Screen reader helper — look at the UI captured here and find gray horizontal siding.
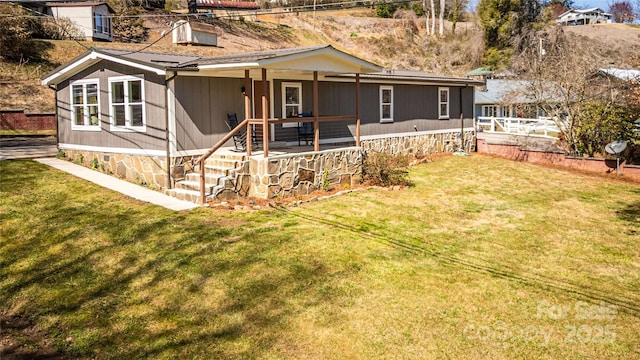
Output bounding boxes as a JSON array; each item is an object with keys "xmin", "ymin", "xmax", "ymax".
[
  {"xmin": 273, "ymin": 80, "xmax": 475, "ymax": 143},
  {"xmin": 56, "ymin": 61, "xmax": 167, "ymax": 151},
  {"xmin": 173, "ymin": 76, "xmax": 246, "ymax": 151}
]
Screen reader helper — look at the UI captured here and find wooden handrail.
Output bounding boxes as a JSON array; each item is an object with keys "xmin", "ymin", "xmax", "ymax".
[
  {"xmin": 196, "ymin": 115, "xmax": 361, "ymax": 205},
  {"xmin": 248, "ymin": 115, "xmax": 357, "ymax": 125},
  {"xmin": 196, "ymin": 118, "xmax": 250, "ymax": 205}
]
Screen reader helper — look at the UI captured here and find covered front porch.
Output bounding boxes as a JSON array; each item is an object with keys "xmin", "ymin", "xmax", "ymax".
[{"xmin": 168, "ymin": 45, "xmax": 382, "ymax": 204}]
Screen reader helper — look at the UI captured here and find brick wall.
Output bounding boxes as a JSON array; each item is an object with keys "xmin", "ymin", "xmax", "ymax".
[
  {"xmin": 477, "ymin": 139, "xmax": 640, "ymax": 182},
  {"xmin": 0, "ymin": 110, "xmax": 56, "ymax": 131}
]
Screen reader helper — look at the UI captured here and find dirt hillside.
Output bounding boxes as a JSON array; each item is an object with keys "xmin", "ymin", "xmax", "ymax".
[{"xmin": 1, "ymin": 10, "xmax": 638, "ymax": 114}]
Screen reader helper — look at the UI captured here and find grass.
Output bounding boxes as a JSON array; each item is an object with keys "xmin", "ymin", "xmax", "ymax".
[
  {"xmin": 0, "ymin": 130, "xmax": 56, "ymax": 136},
  {"xmin": 1, "ymin": 155, "xmax": 639, "ymax": 359}
]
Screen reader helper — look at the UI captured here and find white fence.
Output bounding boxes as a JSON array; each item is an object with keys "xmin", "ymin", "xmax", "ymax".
[{"xmin": 476, "ymin": 117, "xmax": 561, "ymax": 138}]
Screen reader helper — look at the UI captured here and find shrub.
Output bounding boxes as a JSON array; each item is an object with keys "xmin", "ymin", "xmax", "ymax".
[{"xmin": 362, "ymin": 151, "xmax": 411, "ymax": 186}]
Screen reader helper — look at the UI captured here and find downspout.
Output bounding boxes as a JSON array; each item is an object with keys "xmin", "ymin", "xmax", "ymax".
[
  {"xmin": 48, "ymin": 84, "xmax": 59, "ymax": 154},
  {"xmin": 165, "ymin": 71, "xmax": 178, "ymax": 189}
]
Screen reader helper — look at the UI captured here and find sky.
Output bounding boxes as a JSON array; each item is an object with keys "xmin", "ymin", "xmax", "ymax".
[{"xmin": 572, "ymin": 0, "xmax": 613, "ymax": 10}]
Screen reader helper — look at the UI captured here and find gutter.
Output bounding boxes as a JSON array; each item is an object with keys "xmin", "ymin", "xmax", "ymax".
[
  {"xmin": 165, "ymin": 71, "xmax": 178, "ymax": 189},
  {"xmin": 48, "ymin": 84, "xmax": 59, "ymax": 154}
]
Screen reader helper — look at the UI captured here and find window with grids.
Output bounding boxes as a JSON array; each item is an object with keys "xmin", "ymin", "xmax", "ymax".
[
  {"xmin": 282, "ymin": 82, "xmax": 302, "ymax": 128},
  {"xmin": 482, "ymin": 105, "xmax": 498, "ymax": 117},
  {"xmin": 93, "ymin": 13, "xmax": 111, "ymax": 35},
  {"xmin": 380, "ymin": 86, "xmax": 393, "ymax": 123},
  {"xmin": 109, "ymin": 77, "xmax": 145, "ymax": 131},
  {"xmin": 438, "ymin": 87, "xmax": 449, "ymax": 119},
  {"xmin": 70, "ymin": 80, "xmax": 100, "ymax": 130}
]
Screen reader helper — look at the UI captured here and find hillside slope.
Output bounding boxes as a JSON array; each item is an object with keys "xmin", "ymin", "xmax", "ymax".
[{"xmin": 1, "ymin": 10, "xmax": 638, "ymax": 114}]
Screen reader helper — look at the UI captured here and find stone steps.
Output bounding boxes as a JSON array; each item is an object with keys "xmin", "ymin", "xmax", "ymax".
[{"xmin": 169, "ymin": 152, "xmax": 247, "ymax": 204}]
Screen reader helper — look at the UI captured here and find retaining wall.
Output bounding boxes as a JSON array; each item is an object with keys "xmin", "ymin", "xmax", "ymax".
[
  {"xmin": 477, "ymin": 139, "xmax": 640, "ymax": 182},
  {"xmin": 0, "ymin": 110, "xmax": 56, "ymax": 131}
]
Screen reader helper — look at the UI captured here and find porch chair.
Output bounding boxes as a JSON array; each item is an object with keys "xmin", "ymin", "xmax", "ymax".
[
  {"xmin": 226, "ymin": 113, "xmax": 258, "ymax": 152},
  {"xmin": 297, "ymin": 112, "xmax": 314, "ymax": 146}
]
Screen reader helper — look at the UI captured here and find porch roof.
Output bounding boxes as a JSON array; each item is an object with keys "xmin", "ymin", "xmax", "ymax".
[
  {"xmin": 329, "ymin": 69, "xmax": 485, "ymax": 86},
  {"xmin": 41, "ymin": 45, "xmax": 382, "ymax": 86}
]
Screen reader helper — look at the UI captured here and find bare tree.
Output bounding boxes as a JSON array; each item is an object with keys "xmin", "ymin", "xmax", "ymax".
[
  {"xmin": 430, "ymin": 0, "xmax": 436, "ymax": 35},
  {"xmin": 513, "ymin": 27, "xmax": 637, "ymax": 155},
  {"xmin": 439, "ymin": 0, "xmax": 445, "ymax": 36}
]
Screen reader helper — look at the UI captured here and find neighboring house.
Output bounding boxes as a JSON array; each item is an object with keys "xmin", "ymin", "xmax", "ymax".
[
  {"xmin": 47, "ymin": 1, "xmax": 113, "ymax": 41},
  {"xmin": 189, "ymin": 0, "xmax": 260, "ymax": 17},
  {"xmin": 599, "ymin": 67, "xmax": 640, "ymax": 82},
  {"xmin": 41, "ymin": 45, "xmax": 481, "ymax": 200},
  {"xmin": 474, "ymin": 79, "xmax": 545, "ymax": 119},
  {"xmin": 556, "ymin": 8, "xmax": 612, "ymax": 26}
]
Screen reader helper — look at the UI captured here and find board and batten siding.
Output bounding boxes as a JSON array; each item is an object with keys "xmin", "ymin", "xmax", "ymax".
[
  {"xmin": 273, "ymin": 80, "xmax": 476, "ymax": 143},
  {"xmin": 173, "ymin": 76, "xmax": 246, "ymax": 151},
  {"xmin": 56, "ymin": 61, "xmax": 167, "ymax": 151}
]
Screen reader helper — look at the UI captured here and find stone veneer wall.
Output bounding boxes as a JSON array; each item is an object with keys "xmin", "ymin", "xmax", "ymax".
[
  {"xmin": 62, "ymin": 149, "xmax": 171, "ymax": 188},
  {"xmin": 235, "ymin": 147, "xmax": 363, "ymax": 199},
  {"xmin": 229, "ymin": 130, "xmax": 476, "ymax": 200},
  {"xmin": 360, "ymin": 129, "xmax": 476, "ymax": 156}
]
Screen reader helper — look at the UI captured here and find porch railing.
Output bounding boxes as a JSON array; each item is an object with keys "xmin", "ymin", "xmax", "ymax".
[
  {"xmin": 194, "ymin": 115, "xmax": 359, "ymax": 205},
  {"xmin": 195, "ymin": 118, "xmax": 250, "ymax": 205},
  {"xmin": 476, "ymin": 116, "xmax": 560, "ymax": 137}
]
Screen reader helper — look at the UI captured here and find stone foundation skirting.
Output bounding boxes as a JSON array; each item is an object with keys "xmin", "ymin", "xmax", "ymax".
[
  {"xmin": 235, "ymin": 147, "xmax": 363, "ymax": 199},
  {"xmin": 61, "ymin": 149, "xmax": 171, "ymax": 188},
  {"xmin": 361, "ymin": 129, "xmax": 476, "ymax": 156}
]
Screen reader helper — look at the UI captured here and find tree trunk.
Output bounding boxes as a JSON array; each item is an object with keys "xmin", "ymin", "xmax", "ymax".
[
  {"xmin": 430, "ymin": 0, "xmax": 436, "ymax": 36},
  {"xmin": 439, "ymin": 0, "xmax": 445, "ymax": 36},
  {"xmin": 423, "ymin": 0, "xmax": 430, "ymax": 35}
]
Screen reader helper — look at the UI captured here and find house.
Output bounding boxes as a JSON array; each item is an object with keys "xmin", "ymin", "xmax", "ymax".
[
  {"xmin": 46, "ymin": 1, "xmax": 113, "ymax": 41},
  {"xmin": 188, "ymin": 0, "xmax": 260, "ymax": 18},
  {"xmin": 41, "ymin": 45, "xmax": 482, "ymax": 201},
  {"xmin": 556, "ymin": 8, "xmax": 612, "ymax": 26},
  {"xmin": 474, "ymin": 79, "xmax": 544, "ymax": 119}
]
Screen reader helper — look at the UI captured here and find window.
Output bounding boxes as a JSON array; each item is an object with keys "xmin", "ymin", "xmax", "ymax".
[
  {"xmin": 282, "ymin": 82, "xmax": 302, "ymax": 128},
  {"xmin": 93, "ymin": 13, "xmax": 111, "ymax": 35},
  {"xmin": 482, "ymin": 105, "xmax": 498, "ymax": 117},
  {"xmin": 438, "ymin": 87, "xmax": 449, "ymax": 119},
  {"xmin": 70, "ymin": 79, "xmax": 101, "ymax": 131},
  {"xmin": 109, "ymin": 76, "xmax": 145, "ymax": 131},
  {"xmin": 380, "ymin": 86, "xmax": 393, "ymax": 123}
]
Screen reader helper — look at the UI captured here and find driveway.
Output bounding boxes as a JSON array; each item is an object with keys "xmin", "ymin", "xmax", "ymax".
[{"xmin": 0, "ymin": 136, "xmax": 58, "ymax": 160}]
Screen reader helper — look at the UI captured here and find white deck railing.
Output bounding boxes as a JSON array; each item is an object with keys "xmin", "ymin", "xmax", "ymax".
[{"xmin": 476, "ymin": 116, "xmax": 561, "ymax": 138}]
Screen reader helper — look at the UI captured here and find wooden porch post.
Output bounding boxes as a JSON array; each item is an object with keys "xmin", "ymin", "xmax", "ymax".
[
  {"xmin": 355, "ymin": 73, "xmax": 361, "ymax": 147},
  {"xmin": 313, "ymin": 71, "xmax": 319, "ymax": 152},
  {"xmin": 244, "ymin": 69, "xmax": 252, "ymax": 156},
  {"xmin": 261, "ymin": 68, "xmax": 269, "ymax": 157}
]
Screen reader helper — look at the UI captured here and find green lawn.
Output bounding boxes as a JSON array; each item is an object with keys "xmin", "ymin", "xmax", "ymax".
[{"xmin": 1, "ymin": 155, "xmax": 639, "ymax": 359}]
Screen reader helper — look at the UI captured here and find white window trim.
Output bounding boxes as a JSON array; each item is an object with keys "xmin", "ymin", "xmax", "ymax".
[
  {"xmin": 380, "ymin": 85, "xmax": 393, "ymax": 123},
  {"xmin": 482, "ymin": 105, "xmax": 497, "ymax": 117},
  {"xmin": 281, "ymin": 82, "xmax": 302, "ymax": 128},
  {"xmin": 70, "ymin": 78, "xmax": 101, "ymax": 131},
  {"xmin": 439, "ymin": 87, "xmax": 449, "ymax": 120},
  {"xmin": 109, "ymin": 75, "xmax": 146, "ymax": 132}
]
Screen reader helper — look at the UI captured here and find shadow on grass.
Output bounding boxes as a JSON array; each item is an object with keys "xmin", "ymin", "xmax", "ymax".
[
  {"xmin": 273, "ymin": 203, "xmax": 640, "ymax": 319},
  {"xmin": 0, "ymin": 160, "xmax": 344, "ymax": 358},
  {"xmin": 616, "ymin": 201, "xmax": 639, "ymax": 235}
]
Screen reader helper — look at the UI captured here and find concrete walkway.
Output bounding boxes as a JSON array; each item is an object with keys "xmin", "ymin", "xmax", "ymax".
[
  {"xmin": 0, "ymin": 145, "xmax": 58, "ymax": 160},
  {"xmin": 35, "ymin": 158, "xmax": 199, "ymax": 211}
]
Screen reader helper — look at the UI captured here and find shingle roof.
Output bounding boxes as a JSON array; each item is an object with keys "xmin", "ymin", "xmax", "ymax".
[
  {"xmin": 196, "ymin": 0, "xmax": 260, "ymax": 9},
  {"xmin": 475, "ymin": 79, "xmax": 534, "ymax": 104},
  {"xmin": 182, "ymin": 45, "xmax": 329, "ymax": 67},
  {"xmin": 599, "ymin": 68, "xmax": 640, "ymax": 82},
  {"xmin": 331, "ymin": 69, "xmax": 484, "ymax": 86},
  {"xmin": 94, "ymin": 48, "xmax": 205, "ymax": 68}
]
